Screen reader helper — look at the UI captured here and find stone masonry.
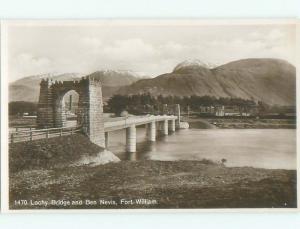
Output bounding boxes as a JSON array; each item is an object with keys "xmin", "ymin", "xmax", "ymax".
[{"xmin": 37, "ymin": 77, "xmax": 105, "ymax": 147}]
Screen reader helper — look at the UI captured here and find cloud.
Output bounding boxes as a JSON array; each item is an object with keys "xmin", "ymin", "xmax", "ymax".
[
  {"xmin": 159, "ymin": 41, "xmax": 185, "ymax": 55},
  {"xmin": 7, "ymin": 24, "xmax": 295, "ymax": 81},
  {"xmin": 267, "ymin": 29, "xmax": 285, "ymax": 41},
  {"xmin": 11, "ymin": 53, "xmax": 54, "ymax": 78},
  {"xmin": 81, "ymin": 37, "xmax": 102, "ymax": 48},
  {"xmin": 102, "ymin": 39, "xmax": 157, "ymax": 60}
]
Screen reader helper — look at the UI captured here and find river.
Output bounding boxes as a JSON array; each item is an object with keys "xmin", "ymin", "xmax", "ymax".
[{"xmin": 107, "ymin": 128, "xmax": 296, "ymax": 170}]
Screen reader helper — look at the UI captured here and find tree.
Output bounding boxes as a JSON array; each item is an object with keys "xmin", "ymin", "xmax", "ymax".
[
  {"xmin": 221, "ymin": 158, "xmax": 227, "ymax": 165},
  {"xmin": 106, "ymin": 93, "xmax": 258, "ymax": 116},
  {"xmin": 9, "ymin": 101, "xmax": 37, "ymax": 116},
  {"xmin": 107, "ymin": 95, "xmax": 128, "ymax": 116}
]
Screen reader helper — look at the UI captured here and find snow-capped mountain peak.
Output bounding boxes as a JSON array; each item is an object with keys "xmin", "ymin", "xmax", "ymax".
[{"xmin": 173, "ymin": 59, "xmax": 216, "ymax": 72}]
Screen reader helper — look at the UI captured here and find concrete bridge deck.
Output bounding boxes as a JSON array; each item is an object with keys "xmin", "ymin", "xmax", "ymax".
[
  {"xmin": 104, "ymin": 115, "xmax": 178, "ymax": 152},
  {"xmin": 104, "ymin": 115, "xmax": 177, "ymax": 132}
]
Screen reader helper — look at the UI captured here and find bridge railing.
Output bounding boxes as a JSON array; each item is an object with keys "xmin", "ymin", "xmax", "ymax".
[
  {"xmin": 9, "ymin": 126, "xmax": 82, "ymax": 144},
  {"xmin": 10, "ymin": 125, "xmax": 37, "ymax": 132}
]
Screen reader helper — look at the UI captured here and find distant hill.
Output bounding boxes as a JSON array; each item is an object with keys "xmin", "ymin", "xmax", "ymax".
[
  {"xmin": 117, "ymin": 58, "xmax": 296, "ymax": 106},
  {"xmin": 86, "ymin": 70, "xmax": 140, "ymax": 87},
  {"xmin": 9, "ymin": 70, "xmax": 141, "ymax": 102}
]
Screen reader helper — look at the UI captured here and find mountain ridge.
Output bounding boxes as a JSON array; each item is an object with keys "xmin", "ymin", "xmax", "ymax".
[
  {"xmin": 9, "ymin": 71, "xmax": 141, "ymax": 102},
  {"xmin": 117, "ymin": 58, "xmax": 296, "ymax": 106},
  {"xmin": 9, "ymin": 58, "xmax": 296, "ymax": 105}
]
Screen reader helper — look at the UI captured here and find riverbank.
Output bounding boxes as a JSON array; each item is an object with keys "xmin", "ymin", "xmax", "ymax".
[
  {"xmin": 9, "ymin": 134, "xmax": 105, "ymax": 173},
  {"xmin": 185, "ymin": 117, "xmax": 296, "ymax": 129},
  {"xmin": 10, "ymin": 160, "xmax": 296, "ymax": 209}
]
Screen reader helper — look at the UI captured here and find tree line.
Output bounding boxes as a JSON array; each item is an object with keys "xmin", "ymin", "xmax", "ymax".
[
  {"xmin": 106, "ymin": 94, "xmax": 258, "ymax": 116},
  {"xmin": 9, "ymin": 95, "xmax": 294, "ymax": 118},
  {"xmin": 9, "ymin": 101, "xmax": 37, "ymax": 116}
]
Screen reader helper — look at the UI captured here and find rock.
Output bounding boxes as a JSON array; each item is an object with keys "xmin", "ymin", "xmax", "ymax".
[
  {"xmin": 72, "ymin": 149, "xmax": 120, "ymax": 167},
  {"xmin": 179, "ymin": 122, "xmax": 189, "ymax": 129},
  {"xmin": 95, "ymin": 150, "xmax": 121, "ymax": 165}
]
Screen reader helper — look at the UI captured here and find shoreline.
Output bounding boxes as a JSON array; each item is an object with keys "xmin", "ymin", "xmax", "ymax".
[{"xmin": 185, "ymin": 117, "xmax": 296, "ymax": 129}]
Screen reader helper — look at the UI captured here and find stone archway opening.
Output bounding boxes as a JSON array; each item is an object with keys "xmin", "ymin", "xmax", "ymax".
[{"xmin": 61, "ymin": 90, "xmax": 79, "ymax": 128}]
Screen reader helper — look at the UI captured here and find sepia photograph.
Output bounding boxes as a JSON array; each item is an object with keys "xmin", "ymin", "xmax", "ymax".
[{"xmin": 1, "ymin": 20, "xmax": 297, "ymax": 211}]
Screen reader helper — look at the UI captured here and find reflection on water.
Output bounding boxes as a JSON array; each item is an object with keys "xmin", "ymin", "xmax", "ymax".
[{"xmin": 107, "ymin": 128, "xmax": 296, "ymax": 170}]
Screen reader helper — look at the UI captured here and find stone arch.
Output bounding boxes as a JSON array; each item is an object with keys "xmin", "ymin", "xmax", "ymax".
[
  {"xmin": 52, "ymin": 85, "xmax": 83, "ymax": 128},
  {"xmin": 58, "ymin": 89, "xmax": 79, "ymax": 127},
  {"xmin": 54, "ymin": 88, "xmax": 80, "ymax": 127},
  {"xmin": 37, "ymin": 77, "xmax": 105, "ymax": 147}
]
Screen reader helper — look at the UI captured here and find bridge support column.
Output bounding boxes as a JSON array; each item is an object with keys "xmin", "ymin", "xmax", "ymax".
[
  {"xmin": 126, "ymin": 125, "xmax": 136, "ymax": 152},
  {"xmin": 163, "ymin": 120, "xmax": 168, "ymax": 135},
  {"xmin": 170, "ymin": 119, "xmax": 176, "ymax": 132},
  {"xmin": 175, "ymin": 104, "xmax": 181, "ymax": 128},
  {"xmin": 105, "ymin": 132, "xmax": 109, "ymax": 148},
  {"xmin": 147, "ymin": 121, "xmax": 156, "ymax": 141}
]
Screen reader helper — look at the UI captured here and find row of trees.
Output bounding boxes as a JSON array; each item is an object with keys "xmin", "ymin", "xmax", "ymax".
[
  {"xmin": 9, "ymin": 95, "xmax": 295, "ymax": 118},
  {"xmin": 9, "ymin": 101, "xmax": 37, "ymax": 116},
  {"xmin": 106, "ymin": 93, "xmax": 258, "ymax": 116}
]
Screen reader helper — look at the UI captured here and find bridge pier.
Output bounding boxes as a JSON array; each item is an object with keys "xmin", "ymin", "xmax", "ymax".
[
  {"xmin": 105, "ymin": 132, "xmax": 109, "ymax": 148},
  {"xmin": 175, "ymin": 104, "xmax": 181, "ymax": 128},
  {"xmin": 126, "ymin": 125, "xmax": 136, "ymax": 152},
  {"xmin": 170, "ymin": 119, "xmax": 176, "ymax": 132},
  {"xmin": 147, "ymin": 121, "xmax": 156, "ymax": 142},
  {"xmin": 163, "ymin": 120, "xmax": 168, "ymax": 135}
]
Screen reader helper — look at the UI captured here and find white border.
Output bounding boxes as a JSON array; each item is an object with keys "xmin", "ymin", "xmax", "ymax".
[
  {"xmin": 1, "ymin": 20, "xmax": 9, "ymax": 213},
  {"xmin": 1, "ymin": 19, "xmax": 299, "ymax": 213},
  {"xmin": 0, "ymin": 18, "xmax": 298, "ymax": 26},
  {"xmin": 296, "ymin": 20, "xmax": 300, "ymax": 214}
]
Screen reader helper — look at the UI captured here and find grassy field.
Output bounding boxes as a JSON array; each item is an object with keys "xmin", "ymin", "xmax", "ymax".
[{"xmin": 9, "ymin": 115, "xmax": 37, "ymax": 127}]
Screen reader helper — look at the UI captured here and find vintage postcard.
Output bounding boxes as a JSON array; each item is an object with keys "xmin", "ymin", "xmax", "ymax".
[{"xmin": 1, "ymin": 20, "xmax": 298, "ymax": 212}]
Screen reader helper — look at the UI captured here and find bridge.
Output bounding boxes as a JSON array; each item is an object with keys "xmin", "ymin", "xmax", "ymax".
[
  {"xmin": 104, "ymin": 115, "xmax": 177, "ymax": 152},
  {"xmin": 10, "ymin": 115, "xmax": 178, "ymax": 153},
  {"xmin": 10, "ymin": 77, "xmax": 181, "ymax": 153}
]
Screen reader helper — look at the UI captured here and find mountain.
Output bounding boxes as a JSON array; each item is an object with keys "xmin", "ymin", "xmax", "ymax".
[
  {"xmin": 173, "ymin": 59, "xmax": 217, "ymax": 70},
  {"xmin": 9, "ymin": 70, "xmax": 141, "ymax": 102},
  {"xmin": 117, "ymin": 58, "xmax": 296, "ymax": 106},
  {"xmin": 86, "ymin": 70, "xmax": 141, "ymax": 87},
  {"xmin": 9, "ymin": 73, "xmax": 83, "ymax": 102}
]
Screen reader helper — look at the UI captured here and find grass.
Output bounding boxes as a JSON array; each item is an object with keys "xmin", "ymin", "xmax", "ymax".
[
  {"xmin": 9, "ymin": 134, "xmax": 102, "ymax": 173},
  {"xmin": 9, "ymin": 115, "xmax": 37, "ymax": 127}
]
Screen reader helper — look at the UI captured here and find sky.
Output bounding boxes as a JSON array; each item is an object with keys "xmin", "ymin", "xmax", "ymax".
[{"xmin": 5, "ymin": 21, "xmax": 296, "ymax": 82}]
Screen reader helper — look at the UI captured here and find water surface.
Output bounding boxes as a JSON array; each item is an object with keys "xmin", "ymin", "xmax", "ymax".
[{"xmin": 107, "ymin": 128, "xmax": 296, "ymax": 170}]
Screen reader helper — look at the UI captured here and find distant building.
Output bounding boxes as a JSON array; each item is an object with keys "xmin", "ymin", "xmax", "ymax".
[
  {"xmin": 215, "ymin": 106, "xmax": 225, "ymax": 116},
  {"xmin": 215, "ymin": 105, "xmax": 258, "ymax": 117},
  {"xmin": 199, "ymin": 106, "xmax": 215, "ymax": 116},
  {"xmin": 216, "ymin": 105, "xmax": 240, "ymax": 116}
]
